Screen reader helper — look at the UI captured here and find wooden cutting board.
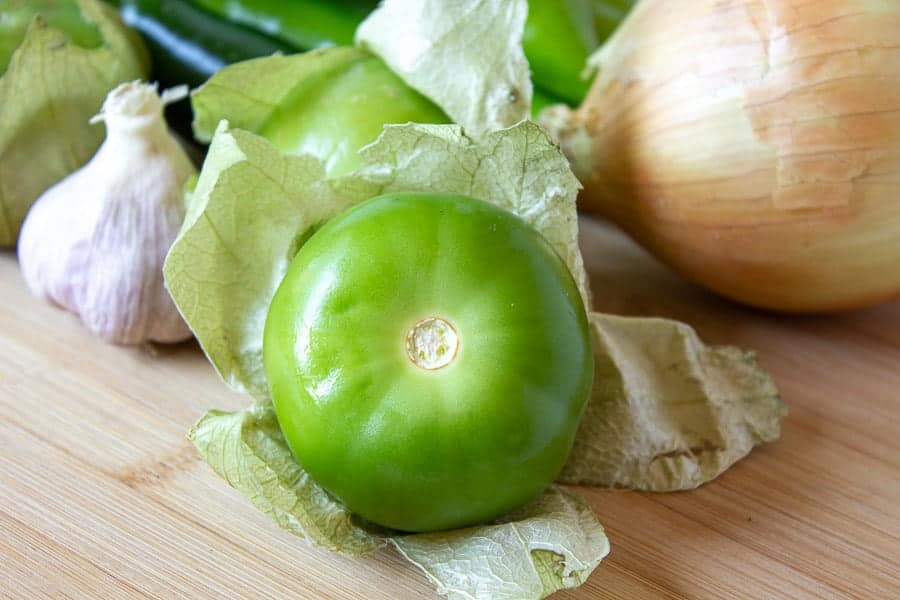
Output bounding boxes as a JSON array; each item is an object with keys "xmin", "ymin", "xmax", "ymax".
[{"xmin": 2, "ymin": 217, "xmax": 898, "ymax": 599}]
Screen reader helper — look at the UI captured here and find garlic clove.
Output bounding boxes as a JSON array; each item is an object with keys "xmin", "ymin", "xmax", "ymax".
[{"xmin": 18, "ymin": 80, "xmax": 195, "ymax": 344}]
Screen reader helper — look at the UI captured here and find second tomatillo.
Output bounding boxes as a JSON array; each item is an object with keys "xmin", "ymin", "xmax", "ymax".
[{"xmin": 191, "ymin": 46, "xmax": 449, "ymax": 177}]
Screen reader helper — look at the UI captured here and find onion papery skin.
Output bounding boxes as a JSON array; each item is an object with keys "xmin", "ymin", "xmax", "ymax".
[{"xmin": 567, "ymin": 0, "xmax": 900, "ymax": 313}]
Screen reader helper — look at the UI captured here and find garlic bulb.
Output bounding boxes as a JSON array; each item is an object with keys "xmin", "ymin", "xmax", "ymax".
[
  {"xmin": 18, "ymin": 81, "xmax": 195, "ymax": 344},
  {"xmin": 546, "ymin": 0, "xmax": 900, "ymax": 312}
]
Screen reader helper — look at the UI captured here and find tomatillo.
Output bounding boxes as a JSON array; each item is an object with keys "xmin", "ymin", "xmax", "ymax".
[
  {"xmin": 258, "ymin": 52, "xmax": 449, "ymax": 177},
  {"xmin": 263, "ymin": 193, "xmax": 593, "ymax": 532}
]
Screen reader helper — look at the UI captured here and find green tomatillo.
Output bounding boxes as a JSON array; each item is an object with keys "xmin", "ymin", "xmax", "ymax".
[
  {"xmin": 258, "ymin": 52, "xmax": 448, "ymax": 176},
  {"xmin": 263, "ymin": 192, "xmax": 593, "ymax": 532},
  {"xmin": 191, "ymin": 47, "xmax": 449, "ymax": 178}
]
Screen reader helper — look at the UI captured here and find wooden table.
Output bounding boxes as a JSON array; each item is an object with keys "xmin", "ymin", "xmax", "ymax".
[{"xmin": 2, "ymin": 217, "xmax": 898, "ymax": 599}]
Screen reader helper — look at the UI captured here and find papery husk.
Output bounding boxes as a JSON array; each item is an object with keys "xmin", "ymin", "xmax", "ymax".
[
  {"xmin": 546, "ymin": 0, "xmax": 900, "ymax": 313},
  {"xmin": 0, "ymin": 0, "xmax": 149, "ymax": 246}
]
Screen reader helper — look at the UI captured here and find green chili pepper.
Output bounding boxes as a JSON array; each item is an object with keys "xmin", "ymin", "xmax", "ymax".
[
  {"xmin": 110, "ymin": 0, "xmax": 294, "ymax": 89},
  {"xmin": 591, "ymin": 0, "xmax": 635, "ymax": 42},
  {"xmin": 524, "ymin": 0, "xmax": 597, "ymax": 106},
  {"xmin": 524, "ymin": 0, "xmax": 635, "ymax": 107},
  {"xmin": 189, "ymin": 0, "xmax": 376, "ymax": 50},
  {"xmin": 531, "ymin": 86, "xmax": 559, "ymax": 116},
  {"xmin": 1, "ymin": 0, "xmax": 103, "ymax": 74}
]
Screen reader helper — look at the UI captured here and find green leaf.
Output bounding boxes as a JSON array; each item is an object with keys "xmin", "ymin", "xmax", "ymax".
[
  {"xmin": 0, "ymin": 0, "xmax": 148, "ymax": 246},
  {"xmin": 191, "ymin": 46, "xmax": 364, "ymax": 144},
  {"xmin": 188, "ymin": 399, "xmax": 609, "ymax": 599},
  {"xmin": 560, "ymin": 314, "xmax": 787, "ymax": 490},
  {"xmin": 356, "ymin": 0, "xmax": 531, "ymax": 136},
  {"xmin": 164, "ymin": 120, "xmax": 588, "ymax": 398}
]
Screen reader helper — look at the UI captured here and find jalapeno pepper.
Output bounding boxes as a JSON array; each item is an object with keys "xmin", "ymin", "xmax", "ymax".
[
  {"xmin": 525, "ymin": 0, "xmax": 635, "ymax": 107},
  {"xmin": 591, "ymin": 0, "xmax": 635, "ymax": 42},
  {"xmin": 110, "ymin": 0, "xmax": 293, "ymax": 89},
  {"xmin": 189, "ymin": 0, "xmax": 377, "ymax": 50}
]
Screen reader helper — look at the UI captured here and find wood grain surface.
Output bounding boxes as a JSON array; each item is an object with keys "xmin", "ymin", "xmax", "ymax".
[{"xmin": 1, "ymin": 216, "xmax": 898, "ymax": 599}]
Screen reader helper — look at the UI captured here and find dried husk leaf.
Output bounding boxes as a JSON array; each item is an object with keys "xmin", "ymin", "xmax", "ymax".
[
  {"xmin": 188, "ymin": 399, "xmax": 610, "ymax": 600},
  {"xmin": 561, "ymin": 314, "xmax": 786, "ymax": 490},
  {"xmin": 356, "ymin": 0, "xmax": 531, "ymax": 136},
  {"xmin": 0, "ymin": 0, "xmax": 148, "ymax": 246}
]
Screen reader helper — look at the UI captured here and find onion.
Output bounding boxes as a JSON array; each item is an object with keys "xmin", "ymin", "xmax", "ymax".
[{"xmin": 546, "ymin": 0, "xmax": 900, "ymax": 312}]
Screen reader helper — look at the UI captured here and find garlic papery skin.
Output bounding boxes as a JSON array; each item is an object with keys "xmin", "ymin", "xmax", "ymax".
[
  {"xmin": 548, "ymin": 0, "xmax": 900, "ymax": 313},
  {"xmin": 17, "ymin": 81, "xmax": 196, "ymax": 344}
]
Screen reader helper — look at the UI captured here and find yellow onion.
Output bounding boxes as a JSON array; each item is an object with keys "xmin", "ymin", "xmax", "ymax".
[{"xmin": 546, "ymin": 0, "xmax": 900, "ymax": 312}]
